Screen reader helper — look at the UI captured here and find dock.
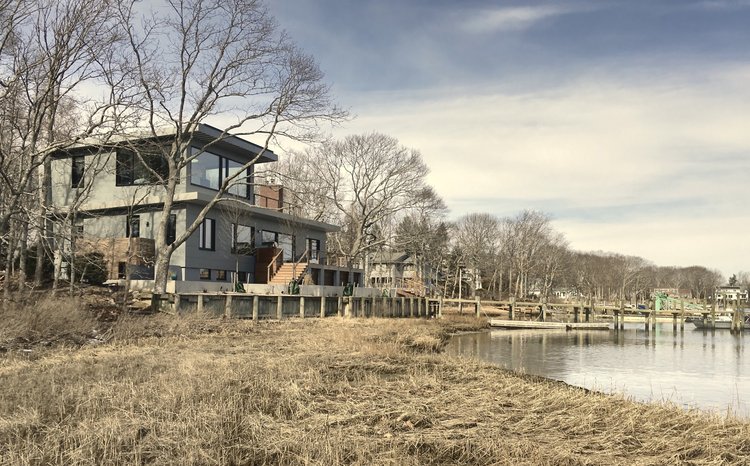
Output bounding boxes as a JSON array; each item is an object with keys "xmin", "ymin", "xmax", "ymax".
[{"xmin": 489, "ymin": 319, "xmax": 611, "ymax": 330}]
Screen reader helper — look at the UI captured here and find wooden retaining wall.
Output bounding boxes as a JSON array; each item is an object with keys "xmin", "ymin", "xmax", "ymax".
[{"xmin": 166, "ymin": 293, "xmax": 439, "ymax": 321}]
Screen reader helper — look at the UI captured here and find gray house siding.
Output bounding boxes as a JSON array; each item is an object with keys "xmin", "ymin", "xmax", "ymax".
[{"xmin": 48, "ymin": 125, "xmax": 336, "ymax": 284}]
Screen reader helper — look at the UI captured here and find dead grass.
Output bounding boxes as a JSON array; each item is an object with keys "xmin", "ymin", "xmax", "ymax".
[{"xmin": 0, "ymin": 312, "xmax": 748, "ymax": 465}]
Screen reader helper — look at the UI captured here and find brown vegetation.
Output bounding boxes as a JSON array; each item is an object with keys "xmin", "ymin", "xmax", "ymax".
[{"xmin": 0, "ymin": 303, "xmax": 748, "ymax": 465}]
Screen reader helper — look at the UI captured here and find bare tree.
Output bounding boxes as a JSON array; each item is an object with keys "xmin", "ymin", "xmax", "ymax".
[
  {"xmin": 0, "ymin": 0, "xmax": 123, "ymax": 298},
  {"xmin": 112, "ymin": 0, "xmax": 345, "ymax": 302},
  {"xmin": 294, "ymin": 133, "xmax": 435, "ymax": 280}
]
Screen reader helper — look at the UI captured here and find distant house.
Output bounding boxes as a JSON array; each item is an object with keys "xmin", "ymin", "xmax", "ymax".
[
  {"xmin": 369, "ymin": 251, "xmax": 429, "ymax": 296},
  {"xmin": 715, "ymin": 286, "xmax": 748, "ymax": 302},
  {"xmin": 49, "ymin": 124, "xmax": 362, "ymax": 290}
]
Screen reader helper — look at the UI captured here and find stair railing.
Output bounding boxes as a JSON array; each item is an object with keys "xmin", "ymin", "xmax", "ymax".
[
  {"xmin": 267, "ymin": 248, "xmax": 283, "ymax": 283},
  {"xmin": 292, "ymin": 248, "xmax": 309, "ymax": 278}
]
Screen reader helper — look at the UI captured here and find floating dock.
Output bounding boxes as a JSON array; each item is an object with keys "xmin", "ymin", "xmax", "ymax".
[{"xmin": 489, "ymin": 320, "xmax": 611, "ymax": 330}]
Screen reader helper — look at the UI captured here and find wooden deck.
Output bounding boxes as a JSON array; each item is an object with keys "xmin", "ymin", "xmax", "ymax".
[{"xmin": 489, "ymin": 319, "xmax": 611, "ymax": 330}]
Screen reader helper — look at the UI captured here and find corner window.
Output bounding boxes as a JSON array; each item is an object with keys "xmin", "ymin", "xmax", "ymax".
[
  {"xmin": 198, "ymin": 218, "xmax": 215, "ymax": 250},
  {"xmin": 232, "ymin": 224, "xmax": 255, "ymax": 255},
  {"xmin": 189, "ymin": 148, "xmax": 250, "ymax": 198},
  {"xmin": 71, "ymin": 156, "xmax": 85, "ymax": 188},
  {"xmin": 199, "ymin": 268, "xmax": 211, "ymax": 280},
  {"xmin": 126, "ymin": 215, "xmax": 140, "ymax": 238},
  {"xmin": 190, "ymin": 150, "xmax": 221, "ymax": 190}
]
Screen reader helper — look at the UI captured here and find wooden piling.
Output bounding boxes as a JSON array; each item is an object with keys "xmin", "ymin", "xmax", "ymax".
[
  {"xmin": 680, "ymin": 300, "xmax": 685, "ymax": 331},
  {"xmin": 252, "ymin": 295, "xmax": 259, "ymax": 321},
  {"xmin": 475, "ymin": 296, "xmax": 481, "ymax": 318},
  {"xmin": 438, "ymin": 296, "xmax": 443, "ymax": 318},
  {"xmin": 299, "ymin": 296, "xmax": 305, "ymax": 318},
  {"xmin": 224, "ymin": 295, "xmax": 233, "ymax": 318},
  {"xmin": 410, "ymin": 298, "xmax": 415, "ymax": 317},
  {"xmin": 509, "ymin": 297, "xmax": 515, "ymax": 320},
  {"xmin": 338, "ymin": 296, "xmax": 344, "ymax": 317},
  {"xmin": 320, "ymin": 296, "xmax": 326, "ymax": 318},
  {"xmin": 276, "ymin": 295, "xmax": 283, "ymax": 320},
  {"xmin": 197, "ymin": 294, "xmax": 204, "ymax": 314}
]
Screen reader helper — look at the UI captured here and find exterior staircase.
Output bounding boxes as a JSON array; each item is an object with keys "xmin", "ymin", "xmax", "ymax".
[{"xmin": 269, "ymin": 263, "xmax": 308, "ymax": 285}]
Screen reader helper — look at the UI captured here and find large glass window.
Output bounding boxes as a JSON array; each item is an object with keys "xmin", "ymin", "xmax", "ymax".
[
  {"xmin": 198, "ymin": 218, "xmax": 215, "ymax": 250},
  {"xmin": 261, "ymin": 230, "xmax": 293, "ymax": 260},
  {"xmin": 190, "ymin": 148, "xmax": 250, "ymax": 198},
  {"xmin": 116, "ymin": 148, "xmax": 169, "ymax": 185},
  {"xmin": 232, "ymin": 224, "xmax": 255, "ymax": 255},
  {"xmin": 190, "ymin": 150, "xmax": 221, "ymax": 190},
  {"xmin": 225, "ymin": 158, "xmax": 247, "ymax": 197}
]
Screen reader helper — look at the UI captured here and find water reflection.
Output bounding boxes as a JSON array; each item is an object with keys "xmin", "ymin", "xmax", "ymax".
[{"xmin": 446, "ymin": 324, "xmax": 748, "ymax": 417}]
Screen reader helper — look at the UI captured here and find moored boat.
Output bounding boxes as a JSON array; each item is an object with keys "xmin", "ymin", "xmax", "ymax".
[{"xmin": 692, "ymin": 314, "xmax": 750, "ymax": 330}]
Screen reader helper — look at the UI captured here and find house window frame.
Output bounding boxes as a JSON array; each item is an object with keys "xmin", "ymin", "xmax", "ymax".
[
  {"xmin": 189, "ymin": 147, "xmax": 253, "ymax": 199},
  {"xmin": 125, "ymin": 215, "xmax": 140, "ymax": 238},
  {"xmin": 198, "ymin": 218, "xmax": 215, "ymax": 251},
  {"xmin": 115, "ymin": 147, "xmax": 169, "ymax": 186},
  {"xmin": 71, "ymin": 156, "xmax": 85, "ymax": 188},
  {"xmin": 166, "ymin": 213, "xmax": 177, "ymax": 245},
  {"xmin": 199, "ymin": 268, "xmax": 211, "ymax": 280},
  {"xmin": 216, "ymin": 270, "xmax": 227, "ymax": 281},
  {"xmin": 231, "ymin": 224, "xmax": 255, "ymax": 255}
]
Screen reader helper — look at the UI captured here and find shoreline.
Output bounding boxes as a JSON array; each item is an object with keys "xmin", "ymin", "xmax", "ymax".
[{"xmin": 1, "ymin": 315, "xmax": 749, "ymax": 464}]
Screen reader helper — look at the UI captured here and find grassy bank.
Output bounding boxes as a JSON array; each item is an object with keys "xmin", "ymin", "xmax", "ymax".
[{"xmin": 1, "ymin": 305, "xmax": 749, "ymax": 465}]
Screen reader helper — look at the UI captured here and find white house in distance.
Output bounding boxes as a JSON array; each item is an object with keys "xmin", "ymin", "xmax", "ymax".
[
  {"xmin": 49, "ymin": 124, "xmax": 363, "ymax": 292},
  {"xmin": 715, "ymin": 286, "xmax": 748, "ymax": 303}
]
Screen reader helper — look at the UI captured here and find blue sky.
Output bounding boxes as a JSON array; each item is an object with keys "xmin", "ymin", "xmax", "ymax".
[{"xmin": 265, "ymin": 0, "xmax": 750, "ymax": 277}]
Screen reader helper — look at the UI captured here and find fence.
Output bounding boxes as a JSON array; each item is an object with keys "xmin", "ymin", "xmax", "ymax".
[{"xmin": 168, "ymin": 293, "xmax": 438, "ymax": 320}]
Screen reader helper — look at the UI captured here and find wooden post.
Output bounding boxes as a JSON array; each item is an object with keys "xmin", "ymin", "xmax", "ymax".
[
  {"xmin": 619, "ymin": 300, "xmax": 625, "ymax": 330},
  {"xmin": 680, "ymin": 300, "xmax": 685, "ymax": 331},
  {"xmin": 173, "ymin": 293, "xmax": 181, "ymax": 315},
  {"xmin": 509, "ymin": 297, "xmax": 515, "ymax": 320},
  {"xmin": 400, "ymin": 297, "xmax": 405, "ymax": 318},
  {"xmin": 711, "ymin": 299, "xmax": 717, "ymax": 329},
  {"xmin": 252, "ymin": 295, "xmax": 259, "ymax": 321},
  {"xmin": 644, "ymin": 312, "xmax": 650, "ymax": 332},
  {"xmin": 438, "ymin": 296, "xmax": 444, "ymax": 318},
  {"xmin": 410, "ymin": 297, "xmax": 415, "ymax": 317},
  {"xmin": 418, "ymin": 297, "xmax": 423, "ymax": 317},
  {"xmin": 197, "ymin": 294, "xmax": 204, "ymax": 314},
  {"xmin": 672, "ymin": 313, "xmax": 678, "ymax": 332},
  {"xmin": 338, "ymin": 296, "xmax": 344, "ymax": 317},
  {"xmin": 224, "ymin": 295, "xmax": 233, "ymax": 318},
  {"xmin": 276, "ymin": 295, "xmax": 283, "ymax": 320},
  {"xmin": 320, "ymin": 295, "xmax": 326, "ymax": 318},
  {"xmin": 300, "ymin": 296, "xmax": 306, "ymax": 318},
  {"xmin": 538, "ymin": 303, "xmax": 545, "ymax": 322}
]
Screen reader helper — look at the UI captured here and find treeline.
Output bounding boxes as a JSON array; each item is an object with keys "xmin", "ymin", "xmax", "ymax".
[{"xmin": 272, "ymin": 136, "xmax": 733, "ymax": 303}]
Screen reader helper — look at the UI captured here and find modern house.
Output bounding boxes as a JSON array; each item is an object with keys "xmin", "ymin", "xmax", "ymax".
[{"xmin": 49, "ymin": 124, "xmax": 362, "ymax": 291}]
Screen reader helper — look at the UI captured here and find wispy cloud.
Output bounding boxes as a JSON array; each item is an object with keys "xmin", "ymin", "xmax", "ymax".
[{"xmin": 460, "ymin": 5, "xmax": 576, "ymax": 33}]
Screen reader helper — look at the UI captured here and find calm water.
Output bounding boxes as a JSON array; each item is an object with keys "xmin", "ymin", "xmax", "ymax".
[{"xmin": 446, "ymin": 324, "xmax": 749, "ymax": 417}]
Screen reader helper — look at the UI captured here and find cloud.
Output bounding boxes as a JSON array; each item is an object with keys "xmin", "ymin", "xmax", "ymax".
[
  {"xmin": 327, "ymin": 64, "xmax": 750, "ymax": 276},
  {"xmin": 460, "ymin": 5, "xmax": 577, "ymax": 33}
]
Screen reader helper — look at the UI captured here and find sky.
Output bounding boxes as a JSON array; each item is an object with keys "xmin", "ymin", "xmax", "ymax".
[{"xmin": 265, "ymin": 0, "xmax": 750, "ymax": 278}]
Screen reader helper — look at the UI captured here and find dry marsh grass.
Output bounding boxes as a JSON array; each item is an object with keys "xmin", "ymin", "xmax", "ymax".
[{"xmin": 0, "ymin": 312, "xmax": 748, "ymax": 465}]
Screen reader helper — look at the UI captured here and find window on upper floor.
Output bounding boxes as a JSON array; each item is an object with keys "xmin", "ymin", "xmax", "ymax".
[
  {"xmin": 71, "ymin": 156, "xmax": 85, "ymax": 188},
  {"xmin": 189, "ymin": 147, "xmax": 251, "ymax": 198},
  {"xmin": 116, "ymin": 148, "xmax": 169, "ymax": 186}
]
